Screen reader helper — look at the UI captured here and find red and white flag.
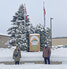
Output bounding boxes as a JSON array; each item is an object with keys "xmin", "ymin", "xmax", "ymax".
[
  {"xmin": 24, "ymin": 4, "xmax": 28, "ymax": 20},
  {"xmin": 43, "ymin": 6, "xmax": 46, "ymax": 15}
]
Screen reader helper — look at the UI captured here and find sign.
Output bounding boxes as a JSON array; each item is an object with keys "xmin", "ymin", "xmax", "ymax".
[{"xmin": 29, "ymin": 34, "xmax": 40, "ymax": 51}]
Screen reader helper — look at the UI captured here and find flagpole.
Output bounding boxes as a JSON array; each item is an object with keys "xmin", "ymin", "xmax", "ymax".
[
  {"xmin": 50, "ymin": 17, "xmax": 53, "ymax": 48},
  {"xmin": 43, "ymin": 1, "xmax": 46, "ymax": 29}
]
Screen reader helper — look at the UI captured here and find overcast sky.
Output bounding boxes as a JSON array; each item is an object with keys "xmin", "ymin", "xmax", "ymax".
[{"xmin": 0, "ymin": 0, "xmax": 67, "ymax": 37}]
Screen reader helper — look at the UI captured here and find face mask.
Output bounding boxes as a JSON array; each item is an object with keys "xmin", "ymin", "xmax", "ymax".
[{"xmin": 45, "ymin": 44, "xmax": 47, "ymax": 47}]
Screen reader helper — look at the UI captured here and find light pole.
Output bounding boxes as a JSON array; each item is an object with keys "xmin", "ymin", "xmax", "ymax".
[{"xmin": 50, "ymin": 18, "xmax": 53, "ymax": 48}]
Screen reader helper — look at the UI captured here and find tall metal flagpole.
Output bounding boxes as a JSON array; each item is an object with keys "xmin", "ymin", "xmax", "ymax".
[
  {"xmin": 43, "ymin": 1, "xmax": 46, "ymax": 29},
  {"xmin": 50, "ymin": 18, "xmax": 53, "ymax": 48},
  {"xmin": 43, "ymin": 1, "xmax": 47, "ymax": 45}
]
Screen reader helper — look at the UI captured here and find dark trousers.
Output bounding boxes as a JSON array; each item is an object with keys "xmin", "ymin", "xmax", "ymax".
[
  {"xmin": 15, "ymin": 61, "xmax": 19, "ymax": 64},
  {"xmin": 44, "ymin": 57, "xmax": 50, "ymax": 64}
]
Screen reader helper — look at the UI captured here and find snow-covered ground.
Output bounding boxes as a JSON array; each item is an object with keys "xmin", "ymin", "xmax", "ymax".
[
  {"xmin": 0, "ymin": 64, "xmax": 67, "ymax": 69},
  {"xmin": 0, "ymin": 45, "xmax": 67, "ymax": 62},
  {"xmin": 0, "ymin": 45, "xmax": 67, "ymax": 69}
]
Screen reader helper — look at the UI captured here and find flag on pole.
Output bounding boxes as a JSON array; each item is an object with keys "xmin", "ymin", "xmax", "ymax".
[
  {"xmin": 43, "ymin": 1, "xmax": 46, "ymax": 28},
  {"xmin": 24, "ymin": 4, "xmax": 28, "ymax": 20},
  {"xmin": 43, "ymin": 6, "xmax": 46, "ymax": 15},
  {"xmin": 25, "ymin": 8, "xmax": 28, "ymax": 20}
]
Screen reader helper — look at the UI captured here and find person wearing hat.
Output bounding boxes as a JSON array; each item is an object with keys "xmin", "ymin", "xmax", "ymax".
[
  {"xmin": 43, "ymin": 43, "xmax": 51, "ymax": 64},
  {"xmin": 13, "ymin": 46, "xmax": 21, "ymax": 64}
]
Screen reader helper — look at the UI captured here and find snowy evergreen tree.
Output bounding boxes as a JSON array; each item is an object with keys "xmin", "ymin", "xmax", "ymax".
[
  {"xmin": 7, "ymin": 4, "xmax": 30, "ymax": 51},
  {"xmin": 35, "ymin": 24, "xmax": 51, "ymax": 51},
  {"xmin": 29, "ymin": 24, "xmax": 35, "ymax": 34},
  {"xmin": 35, "ymin": 24, "xmax": 46, "ymax": 51}
]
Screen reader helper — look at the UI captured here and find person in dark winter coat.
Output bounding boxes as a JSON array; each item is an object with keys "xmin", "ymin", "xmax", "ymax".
[
  {"xmin": 13, "ymin": 46, "xmax": 21, "ymax": 64},
  {"xmin": 43, "ymin": 43, "xmax": 51, "ymax": 64}
]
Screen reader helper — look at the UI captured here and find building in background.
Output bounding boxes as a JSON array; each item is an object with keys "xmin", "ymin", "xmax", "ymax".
[
  {"xmin": 0, "ymin": 35, "xmax": 9, "ymax": 48},
  {"xmin": 52, "ymin": 37, "xmax": 67, "ymax": 46}
]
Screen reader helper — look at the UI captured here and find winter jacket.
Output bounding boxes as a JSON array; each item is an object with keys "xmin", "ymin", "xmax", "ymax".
[
  {"xmin": 13, "ymin": 49, "xmax": 21, "ymax": 62},
  {"xmin": 43, "ymin": 46, "xmax": 51, "ymax": 58}
]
